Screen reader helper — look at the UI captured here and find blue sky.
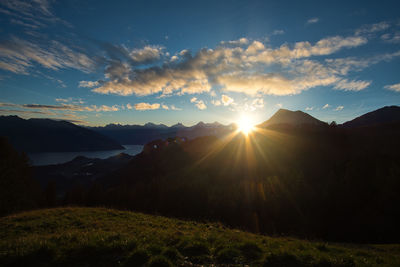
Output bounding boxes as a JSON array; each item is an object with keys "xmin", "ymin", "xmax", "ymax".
[{"xmin": 0, "ymin": 0, "xmax": 399, "ymax": 126}]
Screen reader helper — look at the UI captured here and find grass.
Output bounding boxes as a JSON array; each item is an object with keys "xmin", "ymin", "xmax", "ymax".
[{"xmin": 0, "ymin": 207, "xmax": 399, "ymax": 266}]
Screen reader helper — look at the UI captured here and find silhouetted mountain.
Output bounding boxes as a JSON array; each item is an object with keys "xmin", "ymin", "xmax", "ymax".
[
  {"xmin": 0, "ymin": 116, "xmax": 123, "ymax": 152},
  {"xmin": 259, "ymin": 108, "xmax": 327, "ymax": 128},
  {"xmin": 89, "ymin": 121, "xmax": 234, "ymax": 145},
  {"xmin": 64, "ymin": 118, "xmax": 400, "ymax": 243},
  {"xmin": 342, "ymin": 105, "xmax": 400, "ymax": 128}
]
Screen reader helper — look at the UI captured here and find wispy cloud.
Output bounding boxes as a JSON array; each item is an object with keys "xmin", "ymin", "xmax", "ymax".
[
  {"xmin": 0, "ymin": 37, "xmax": 96, "ymax": 74},
  {"xmin": 335, "ymin": 105, "xmax": 344, "ymax": 111},
  {"xmin": 334, "ymin": 79, "xmax": 371, "ymax": 91},
  {"xmin": 305, "ymin": 107, "xmax": 313, "ymax": 111},
  {"xmin": 79, "ymin": 81, "xmax": 100, "ymax": 88},
  {"xmin": 384, "ymin": 83, "xmax": 400, "ymax": 92},
  {"xmin": 322, "ymin": 104, "xmax": 330, "ymax": 109},
  {"xmin": 307, "ymin": 17, "xmax": 319, "ymax": 24},
  {"xmin": 272, "ymin": 30, "xmax": 285, "ymax": 35}
]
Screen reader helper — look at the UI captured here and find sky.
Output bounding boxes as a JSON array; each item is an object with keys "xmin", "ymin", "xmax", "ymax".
[{"xmin": 0, "ymin": 0, "xmax": 400, "ymax": 126}]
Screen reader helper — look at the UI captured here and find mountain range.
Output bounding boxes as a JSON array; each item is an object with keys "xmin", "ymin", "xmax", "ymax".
[
  {"xmin": 1, "ymin": 105, "xmax": 399, "ymax": 152},
  {"xmin": 0, "ymin": 116, "xmax": 123, "ymax": 152}
]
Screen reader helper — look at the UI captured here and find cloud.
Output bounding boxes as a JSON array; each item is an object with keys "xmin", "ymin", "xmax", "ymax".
[
  {"xmin": 162, "ymin": 104, "xmax": 169, "ymax": 110},
  {"xmin": 79, "ymin": 81, "xmax": 100, "ymax": 88},
  {"xmin": 276, "ymin": 103, "xmax": 283, "ymax": 108},
  {"xmin": 384, "ymin": 83, "xmax": 400, "ymax": 92},
  {"xmin": 220, "ymin": 38, "xmax": 249, "ymax": 46},
  {"xmin": 272, "ymin": 30, "xmax": 285, "ymax": 35},
  {"xmin": 221, "ymin": 94, "xmax": 234, "ymax": 106},
  {"xmin": 307, "ymin": 17, "xmax": 319, "ymax": 24},
  {"xmin": 134, "ymin": 102, "xmax": 160, "ymax": 110},
  {"xmin": 322, "ymin": 104, "xmax": 330, "ymax": 109},
  {"xmin": 0, "ymin": 102, "xmax": 119, "ymax": 112},
  {"xmin": 170, "ymin": 105, "xmax": 182, "ymax": 111},
  {"xmin": 305, "ymin": 107, "xmax": 313, "ymax": 111},
  {"xmin": 126, "ymin": 103, "xmax": 133, "ymax": 109},
  {"xmin": 0, "ymin": 0, "xmax": 69, "ymax": 29},
  {"xmin": 0, "ymin": 37, "xmax": 96, "ymax": 74},
  {"xmin": 335, "ymin": 105, "xmax": 344, "ymax": 111},
  {"xmin": 190, "ymin": 97, "xmax": 207, "ymax": 110},
  {"xmin": 129, "ymin": 45, "xmax": 163, "ymax": 64},
  {"xmin": 195, "ymin": 100, "xmax": 207, "ymax": 110},
  {"xmin": 252, "ymin": 98, "xmax": 264, "ymax": 108},
  {"xmin": 381, "ymin": 32, "xmax": 400, "ymax": 43},
  {"xmin": 334, "ymin": 79, "xmax": 371, "ymax": 91},
  {"xmin": 89, "ymin": 32, "xmax": 371, "ymax": 97},
  {"xmin": 355, "ymin": 21, "xmax": 390, "ymax": 36},
  {"xmin": 211, "ymin": 100, "xmax": 221, "ymax": 106}
]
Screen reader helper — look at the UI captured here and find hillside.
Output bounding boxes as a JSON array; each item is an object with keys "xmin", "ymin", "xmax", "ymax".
[
  {"xmin": 342, "ymin": 106, "xmax": 400, "ymax": 128},
  {"xmin": 1, "ymin": 208, "xmax": 399, "ymax": 267},
  {"xmin": 0, "ymin": 116, "xmax": 123, "ymax": 152}
]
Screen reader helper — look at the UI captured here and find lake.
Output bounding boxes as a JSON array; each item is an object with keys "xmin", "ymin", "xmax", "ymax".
[{"xmin": 27, "ymin": 145, "xmax": 143, "ymax": 166}]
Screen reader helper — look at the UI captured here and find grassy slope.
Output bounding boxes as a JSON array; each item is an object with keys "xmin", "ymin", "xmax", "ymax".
[{"xmin": 0, "ymin": 208, "xmax": 399, "ymax": 266}]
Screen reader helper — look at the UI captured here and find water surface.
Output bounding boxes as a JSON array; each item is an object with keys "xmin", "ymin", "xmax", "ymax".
[{"xmin": 28, "ymin": 145, "xmax": 143, "ymax": 166}]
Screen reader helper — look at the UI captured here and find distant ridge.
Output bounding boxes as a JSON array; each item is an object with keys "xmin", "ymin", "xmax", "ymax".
[
  {"xmin": 259, "ymin": 108, "xmax": 327, "ymax": 128},
  {"xmin": 341, "ymin": 106, "xmax": 400, "ymax": 128},
  {"xmin": 0, "ymin": 116, "xmax": 123, "ymax": 152}
]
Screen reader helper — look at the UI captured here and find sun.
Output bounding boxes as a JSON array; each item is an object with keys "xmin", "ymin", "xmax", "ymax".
[{"xmin": 237, "ymin": 115, "xmax": 254, "ymax": 135}]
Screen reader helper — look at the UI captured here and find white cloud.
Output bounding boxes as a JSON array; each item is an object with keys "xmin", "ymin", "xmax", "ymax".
[
  {"xmin": 162, "ymin": 104, "xmax": 169, "ymax": 110},
  {"xmin": 322, "ymin": 104, "xmax": 330, "ymax": 109},
  {"xmin": 305, "ymin": 107, "xmax": 313, "ymax": 111},
  {"xmin": 126, "ymin": 103, "xmax": 133, "ymax": 109},
  {"xmin": 252, "ymin": 98, "xmax": 264, "ymax": 108},
  {"xmin": 170, "ymin": 105, "xmax": 182, "ymax": 111},
  {"xmin": 307, "ymin": 17, "xmax": 319, "ymax": 24},
  {"xmin": 276, "ymin": 103, "xmax": 283, "ymax": 108},
  {"xmin": 134, "ymin": 102, "xmax": 160, "ymax": 111},
  {"xmin": 195, "ymin": 100, "xmax": 207, "ymax": 110},
  {"xmin": 334, "ymin": 79, "xmax": 371, "ymax": 91},
  {"xmin": 129, "ymin": 45, "xmax": 163, "ymax": 64},
  {"xmin": 335, "ymin": 105, "xmax": 344, "ymax": 111},
  {"xmin": 211, "ymin": 100, "xmax": 221, "ymax": 106},
  {"xmin": 221, "ymin": 94, "xmax": 234, "ymax": 106},
  {"xmin": 190, "ymin": 97, "xmax": 207, "ymax": 110},
  {"xmin": 79, "ymin": 80, "xmax": 99, "ymax": 88},
  {"xmin": 384, "ymin": 83, "xmax": 400, "ymax": 92}
]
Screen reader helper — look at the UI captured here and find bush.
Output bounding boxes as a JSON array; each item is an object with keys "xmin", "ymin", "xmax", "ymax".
[
  {"xmin": 181, "ymin": 241, "xmax": 210, "ymax": 257},
  {"xmin": 124, "ymin": 249, "xmax": 150, "ymax": 266},
  {"xmin": 161, "ymin": 247, "xmax": 181, "ymax": 262},
  {"xmin": 148, "ymin": 255, "xmax": 173, "ymax": 267},
  {"xmin": 216, "ymin": 247, "xmax": 241, "ymax": 263},
  {"xmin": 263, "ymin": 252, "xmax": 307, "ymax": 267},
  {"xmin": 238, "ymin": 241, "xmax": 263, "ymax": 261}
]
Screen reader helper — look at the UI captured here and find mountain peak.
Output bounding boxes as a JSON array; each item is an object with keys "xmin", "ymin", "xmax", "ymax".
[
  {"xmin": 260, "ymin": 109, "xmax": 326, "ymax": 128},
  {"xmin": 342, "ymin": 105, "xmax": 400, "ymax": 128}
]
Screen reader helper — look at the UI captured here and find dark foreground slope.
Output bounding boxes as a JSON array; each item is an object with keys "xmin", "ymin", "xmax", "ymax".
[
  {"xmin": 1, "ymin": 208, "xmax": 399, "ymax": 267},
  {"xmin": 67, "ymin": 123, "xmax": 400, "ymax": 243},
  {"xmin": 0, "ymin": 116, "xmax": 123, "ymax": 152}
]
